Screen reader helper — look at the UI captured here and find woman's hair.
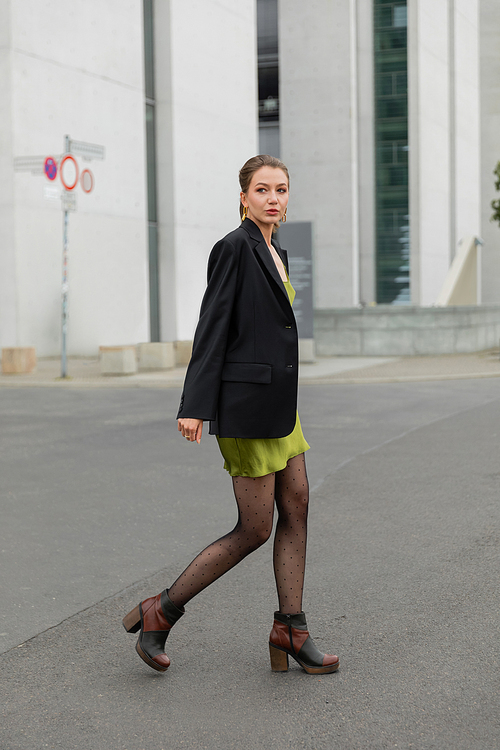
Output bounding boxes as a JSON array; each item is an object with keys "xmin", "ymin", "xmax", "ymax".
[{"xmin": 239, "ymin": 154, "xmax": 290, "ymax": 229}]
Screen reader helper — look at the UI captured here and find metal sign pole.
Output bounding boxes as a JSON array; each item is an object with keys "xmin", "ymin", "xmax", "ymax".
[
  {"xmin": 60, "ymin": 134, "xmax": 70, "ymax": 379},
  {"xmin": 14, "ymin": 136, "xmax": 104, "ymax": 380},
  {"xmin": 61, "ymin": 204, "xmax": 69, "ymax": 378}
]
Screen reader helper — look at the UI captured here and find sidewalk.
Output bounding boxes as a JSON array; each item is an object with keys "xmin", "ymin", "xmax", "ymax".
[{"xmin": 1, "ymin": 350, "xmax": 499, "ymax": 388}]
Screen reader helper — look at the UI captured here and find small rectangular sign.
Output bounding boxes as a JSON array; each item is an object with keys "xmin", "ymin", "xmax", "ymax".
[
  {"xmin": 61, "ymin": 192, "xmax": 77, "ymax": 212},
  {"xmin": 277, "ymin": 222, "xmax": 314, "ymax": 339},
  {"xmin": 44, "ymin": 185, "xmax": 60, "ymax": 201}
]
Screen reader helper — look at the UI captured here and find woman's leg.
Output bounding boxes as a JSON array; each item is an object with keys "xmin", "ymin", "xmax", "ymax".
[
  {"xmin": 273, "ymin": 453, "xmax": 309, "ymax": 614},
  {"xmin": 269, "ymin": 454, "xmax": 339, "ymax": 673},
  {"xmin": 167, "ymin": 473, "xmax": 276, "ymax": 609}
]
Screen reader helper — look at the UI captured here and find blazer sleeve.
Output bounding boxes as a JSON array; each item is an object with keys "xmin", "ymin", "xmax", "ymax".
[{"xmin": 176, "ymin": 237, "xmax": 240, "ymax": 421}]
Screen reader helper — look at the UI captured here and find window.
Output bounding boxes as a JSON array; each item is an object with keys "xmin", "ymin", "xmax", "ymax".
[
  {"xmin": 143, "ymin": 0, "xmax": 160, "ymax": 339},
  {"xmin": 257, "ymin": 0, "xmax": 280, "ymax": 155},
  {"xmin": 374, "ymin": 0, "xmax": 410, "ymax": 304}
]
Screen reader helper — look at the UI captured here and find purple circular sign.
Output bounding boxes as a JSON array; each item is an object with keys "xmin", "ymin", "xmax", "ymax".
[{"xmin": 44, "ymin": 156, "xmax": 57, "ymax": 181}]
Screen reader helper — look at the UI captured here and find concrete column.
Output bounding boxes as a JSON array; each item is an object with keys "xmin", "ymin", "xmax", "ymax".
[
  {"xmin": 409, "ymin": 0, "xmax": 480, "ymax": 306},
  {"xmin": 154, "ymin": 0, "xmax": 258, "ymax": 343},
  {"xmin": 480, "ymin": 0, "xmax": 500, "ymax": 304},
  {"xmin": 279, "ymin": 0, "xmax": 361, "ymax": 309},
  {"xmin": 0, "ymin": 1, "xmax": 18, "ymax": 349},
  {"xmin": 356, "ymin": 0, "xmax": 377, "ymax": 306},
  {"xmin": 452, "ymin": 0, "xmax": 480, "ymax": 249}
]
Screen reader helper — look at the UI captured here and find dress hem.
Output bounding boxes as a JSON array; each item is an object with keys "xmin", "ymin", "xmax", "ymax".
[{"xmin": 222, "ymin": 444, "xmax": 310, "ymax": 478}]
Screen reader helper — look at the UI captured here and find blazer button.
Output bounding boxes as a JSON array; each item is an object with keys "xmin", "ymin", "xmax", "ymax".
[
  {"xmin": 286, "ymin": 364, "xmax": 293, "ymax": 368},
  {"xmin": 285, "ymin": 325, "xmax": 292, "ymax": 329}
]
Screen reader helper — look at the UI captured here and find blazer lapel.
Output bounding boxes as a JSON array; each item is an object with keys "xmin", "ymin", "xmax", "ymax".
[{"xmin": 241, "ymin": 219, "xmax": 290, "ymax": 306}]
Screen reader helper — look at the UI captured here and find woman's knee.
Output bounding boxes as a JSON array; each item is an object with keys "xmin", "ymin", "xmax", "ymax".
[
  {"xmin": 239, "ymin": 518, "xmax": 273, "ymax": 549},
  {"xmin": 277, "ymin": 490, "xmax": 309, "ymax": 522},
  {"xmin": 254, "ymin": 521, "xmax": 274, "ymax": 546}
]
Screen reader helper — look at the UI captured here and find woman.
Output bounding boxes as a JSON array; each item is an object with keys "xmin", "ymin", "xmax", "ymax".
[{"xmin": 123, "ymin": 155, "xmax": 339, "ymax": 675}]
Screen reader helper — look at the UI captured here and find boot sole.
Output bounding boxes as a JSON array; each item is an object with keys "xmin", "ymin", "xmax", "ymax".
[
  {"xmin": 269, "ymin": 643, "xmax": 339, "ymax": 674},
  {"xmin": 136, "ymin": 641, "xmax": 170, "ymax": 672}
]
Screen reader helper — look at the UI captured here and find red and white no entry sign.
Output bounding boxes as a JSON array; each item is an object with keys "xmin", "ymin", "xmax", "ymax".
[
  {"xmin": 60, "ymin": 154, "xmax": 79, "ymax": 191},
  {"xmin": 80, "ymin": 169, "xmax": 94, "ymax": 193}
]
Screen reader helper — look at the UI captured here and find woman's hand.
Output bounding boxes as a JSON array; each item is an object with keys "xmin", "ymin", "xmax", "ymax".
[{"xmin": 178, "ymin": 418, "xmax": 203, "ymax": 444}]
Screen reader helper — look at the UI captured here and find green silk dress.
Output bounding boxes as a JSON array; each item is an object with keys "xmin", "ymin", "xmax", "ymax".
[{"xmin": 216, "ymin": 278, "xmax": 310, "ymax": 477}]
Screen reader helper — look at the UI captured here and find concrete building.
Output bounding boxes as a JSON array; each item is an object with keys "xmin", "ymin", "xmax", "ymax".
[
  {"xmin": 0, "ymin": 0, "xmax": 257, "ymax": 358},
  {"xmin": 274, "ymin": 0, "xmax": 500, "ymax": 354},
  {"xmin": 1, "ymin": 0, "xmax": 499, "ymax": 361}
]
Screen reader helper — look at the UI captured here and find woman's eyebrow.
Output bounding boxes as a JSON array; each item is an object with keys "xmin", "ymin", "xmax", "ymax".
[{"xmin": 254, "ymin": 182, "xmax": 287, "ymax": 188}]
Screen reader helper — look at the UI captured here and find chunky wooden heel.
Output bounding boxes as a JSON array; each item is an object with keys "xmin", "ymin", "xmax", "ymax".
[
  {"xmin": 269, "ymin": 611, "xmax": 339, "ymax": 675},
  {"xmin": 269, "ymin": 644, "xmax": 289, "ymax": 672},
  {"xmin": 122, "ymin": 605, "xmax": 141, "ymax": 633}
]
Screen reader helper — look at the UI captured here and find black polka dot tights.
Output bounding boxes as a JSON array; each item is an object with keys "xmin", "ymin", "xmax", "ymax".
[{"xmin": 167, "ymin": 453, "xmax": 309, "ymax": 614}]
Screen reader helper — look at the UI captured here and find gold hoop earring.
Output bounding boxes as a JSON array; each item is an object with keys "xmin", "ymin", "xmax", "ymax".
[
  {"xmin": 282, "ymin": 208, "xmax": 287, "ymax": 223},
  {"xmin": 242, "ymin": 206, "xmax": 248, "ymax": 221}
]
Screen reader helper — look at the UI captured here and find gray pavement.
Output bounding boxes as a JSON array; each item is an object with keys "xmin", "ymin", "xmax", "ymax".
[
  {"xmin": 1, "ymin": 349, "xmax": 499, "ymax": 388},
  {"xmin": 1, "ymin": 375, "xmax": 499, "ymax": 749}
]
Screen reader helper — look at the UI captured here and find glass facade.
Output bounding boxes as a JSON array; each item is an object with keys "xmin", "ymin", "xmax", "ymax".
[
  {"xmin": 143, "ymin": 0, "xmax": 160, "ymax": 340},
  {"xmin": 374, "ymin": 1, "xmax": 410, "ymax": 304},
  {"xmin": 257, "ymin": 0, "xmax": 280, "ymax": 156}
]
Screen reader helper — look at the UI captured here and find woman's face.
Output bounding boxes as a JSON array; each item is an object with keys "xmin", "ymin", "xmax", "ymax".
[{"xmin": 241, "ymin": 166, "xmax": 289, "ymax": 231}]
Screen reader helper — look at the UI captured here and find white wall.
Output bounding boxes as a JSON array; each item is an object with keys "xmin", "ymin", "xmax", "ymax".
[
  {"xmin": 155, "ymin": 0, "xmax": 258, "ymax": 343},
  {"xmin": 409, "ymin": 0, "xmax": 480, "ymax": 306},
  {"xmin": 453, "ymin": 0, "xmax": 480, "ymax": 246},
  {"xmin": 0, "ymin": 1, "xmax": 17, "ymax": 347},
  {"xmin": 1, "ymin": 0, "xmax": 149, "ymax": 356},
  {"xmin": 409, "ymin": 0, "xmax": 452, "ymax": 306},
  {"xmin": 279, "ymin": 0, "xmax": 356, "ymax": 309},
  {"xmin": 480, "ymin": 0, "xmax": 500, "ymax": 304},
  {"xmin": 356, "ymin": 0, "xmax": 376, "ymax": 306}
]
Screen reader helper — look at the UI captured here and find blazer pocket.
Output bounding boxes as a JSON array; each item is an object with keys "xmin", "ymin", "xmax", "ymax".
[{"xmin": 221, "ymin": 362, "xmax": 272, "ymax": 384}]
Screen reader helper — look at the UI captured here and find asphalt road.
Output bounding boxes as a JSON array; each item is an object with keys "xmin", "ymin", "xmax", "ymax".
[{"xmin": 1, "ymin": 380, "xmax": 499, "ymax": 749}]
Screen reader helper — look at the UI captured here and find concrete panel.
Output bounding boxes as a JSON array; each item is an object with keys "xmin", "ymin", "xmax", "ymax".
[
  {"xmin": 1, "ymin": 347, "xmax": 36, "ymax": 374},
  {"xmin": 298, "ymin": 338, "xmax": 315, "ymax": 363},
  {"xmin": 315, "ymin": 331, "xmax": 363, "ymax": 358},
  {"xmin": 415, "ymin": 0, "xmax": 451, "ymax": 306},
  {"xmin": 0, "ymin": 1, "xmax": 17, "ymax": 349},
  {"xmin": 454, "ymin": 323, "xmax": 479, "ymax": 353},
  {"xmin": 356, "ymin": 0, "xmax": 376, "ymax": 306},
  {"xmin": 4, "ymin": 0, "xmax": 149, "ymax": 356},
  {"xmin": 412, "ymin": 327, "xmax": 458, "ymax": 356},
  {"xmin": 410, "ymin": 0, "xmax": 481, "ymax": 307},
  {"xmin": 315, "ymin": 306, "xmax": 500, "ymax": 355},
  {"xmin": 279, "ymin": 0, "xmax": 356, "ymax": 309},
  {"xmin": 362, "ymin": 329, "xmax": 414, "ymax": 357},
  {"xmin": 99, "ymin": 346, "xmax": 137, "ymax": 375},
  {"xmin": 10, "ymin": 0, "xmax": 144, "ymax": 89},
  {"xmin": 164, "ymin": 0, "xmax": 258, "ymax": 342},
  {"xmin": 138, "ymin": 342, "xmax": 175, "ymax": 370},
  {"xmin": 480, "ymin": 0, "xmax": 500, "ymax": 304},
  {"xmin": 453, "ymin": 0, "xmax": 481, "ymax": 244}
]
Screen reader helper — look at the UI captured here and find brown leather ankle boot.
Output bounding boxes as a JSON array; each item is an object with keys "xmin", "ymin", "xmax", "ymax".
[
  {"xmin": 269, "ymin": 611, "xmax": 339, "ymax": 674},
  {"xmin": 122, "ymin": 590, "xmax": 184, "ymax": 672}
]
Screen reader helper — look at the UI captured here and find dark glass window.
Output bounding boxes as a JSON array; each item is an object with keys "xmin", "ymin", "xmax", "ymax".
[
  {"xmin": 374, "ymin": 0, "xmax": 410, "ymax": 304},
  {"xmin": 257, "ymin": 0, "xmax": 279, "ymax": 123},
  {"xmin": 143, "ymin": 0, "xmax": 160, "ymax": 340}
]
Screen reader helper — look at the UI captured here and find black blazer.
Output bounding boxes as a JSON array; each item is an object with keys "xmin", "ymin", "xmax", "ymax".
[{"xmin": 176, "ymin": 218, "xmax": 298, "ymax": 438}]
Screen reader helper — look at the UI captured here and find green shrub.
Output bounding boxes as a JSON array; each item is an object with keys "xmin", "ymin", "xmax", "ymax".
[{"xmin": 491, "ymin": 161, "xmax": 500, "ymax": 226}]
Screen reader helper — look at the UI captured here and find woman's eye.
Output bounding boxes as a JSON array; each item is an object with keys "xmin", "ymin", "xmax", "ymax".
[{"xmin": 278, "ymin": 188, "xmax": 287, "ymax": 193}]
